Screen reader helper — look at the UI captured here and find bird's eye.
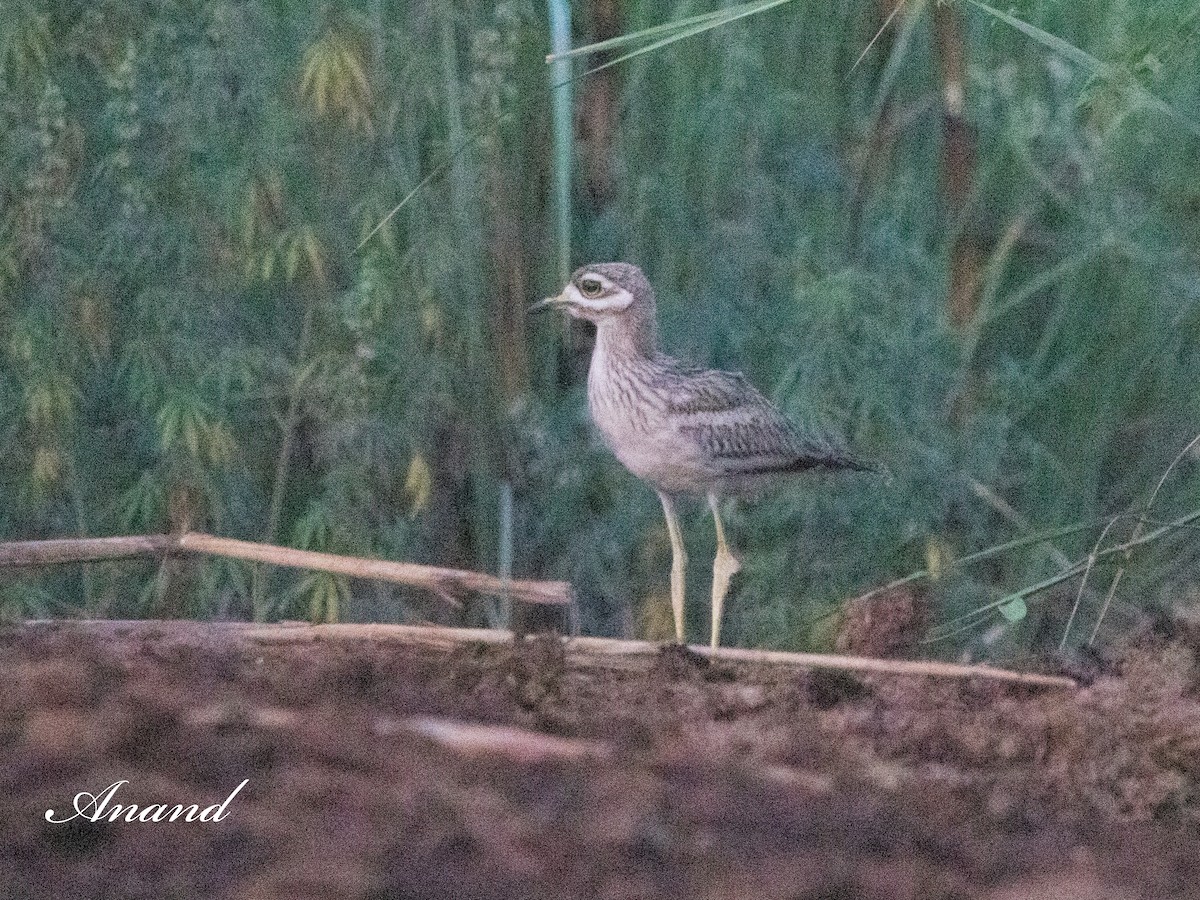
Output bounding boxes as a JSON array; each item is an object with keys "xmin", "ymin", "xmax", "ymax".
[{"xmin": 580, "ymin": 278, "xmax": 603, "ymax": 297}]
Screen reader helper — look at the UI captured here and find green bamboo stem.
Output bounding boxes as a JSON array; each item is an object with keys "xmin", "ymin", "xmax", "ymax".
[{"xmin": 547, "ymin": 0, "xmax": 573, "ymax": 283}]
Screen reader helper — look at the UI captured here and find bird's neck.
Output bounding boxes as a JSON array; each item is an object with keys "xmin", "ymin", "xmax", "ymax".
[{"xmin": 594, "ymin": 312, "xmax": 657, "ymax": 361}]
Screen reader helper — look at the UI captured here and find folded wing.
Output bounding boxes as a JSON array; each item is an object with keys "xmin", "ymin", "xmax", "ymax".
[{"xmin": 664, "ymin": 365, "xmax": 872, "ymax": 476}]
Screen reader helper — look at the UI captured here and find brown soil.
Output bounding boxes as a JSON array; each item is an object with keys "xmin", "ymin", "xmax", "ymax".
[{"xmin": 3, "ymin": 619, "xmax": 1200, "ymax": 899}]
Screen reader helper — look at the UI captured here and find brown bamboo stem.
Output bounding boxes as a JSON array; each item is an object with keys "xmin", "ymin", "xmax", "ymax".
[
  {"xmin": 933, "ymin": 2, "xmax": 983, "ymax": 332},
  {"xmin": 177, "ymin": 534, "xmax": 570, "ymax": 607},
  {"xmin": 0, "ymin": 534, "xmax": 574, "ymax": 607},
  {"xmin": 18, "ymin": 619, "xmax": 1077, "ymax": 688},
  {"xmin": 0, "ymin": 534, "xmax": 174, "ymax": 566}
]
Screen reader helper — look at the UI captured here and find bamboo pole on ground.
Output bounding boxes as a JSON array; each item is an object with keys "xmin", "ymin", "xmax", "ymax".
[{"xmin": 23, "ymin": 619, "xmax": 1078, "ymax": 689}]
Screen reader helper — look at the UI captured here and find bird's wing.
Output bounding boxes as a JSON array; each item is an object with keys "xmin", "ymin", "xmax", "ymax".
[{"xmin": 664, "ymin": 365, "xmax": 869, "ymax": 474}]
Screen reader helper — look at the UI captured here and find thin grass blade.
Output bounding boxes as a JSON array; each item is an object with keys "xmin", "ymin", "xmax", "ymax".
[
  {"xmin": 548, "ymin": 0, "xmax": 794, "ymax": 61},
  {"xmin": 964, "ymin": 0, "xmax": 1200, "ymax": 140}
]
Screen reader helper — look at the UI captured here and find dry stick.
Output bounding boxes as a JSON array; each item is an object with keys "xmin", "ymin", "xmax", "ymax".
[
  {"xmin": 0, "ymin": 534, "xmax": 174, "ymax": 566},
  {"xmin": 933, "ymin": 1, "xmax": 980, "ymax": 330},
  {"xmin": 0, "ymin": 534, "xmax": 574, "ymax": 607},
  {"xmin": 234, "ymin": 622, "xmax": 1075, "ymax": 689},
  {"xmin": 177, "ymin": 534, "xmax": 569, "ymax": 607},
  {"xmin": 26, "ymin": 619, "xmax": 1077, "ymax": 689},
  {"xmin": 402, "ymin": 717, "xmax": 611, "ymax": 762}
]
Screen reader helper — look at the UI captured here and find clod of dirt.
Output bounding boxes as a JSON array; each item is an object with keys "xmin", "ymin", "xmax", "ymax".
[
  {"xmin": 445, "ymin": 634, "xmax": 568, "ymax": 720},
  {"xmin": 1127, "ymin": 606, "xmax": 1200, "ymax": 683},
  {"xmin": 650, "ymin": 643, "xmax": 712, "ymax": 681},
  {"xmin": 648, "ymin": 643, "xmax": 739, "ymax": 684},
  {"xmin": 1045, "ymin": 644, "xmax": 1118, "ymax": 686},
  {"xmin": 835, "ymin": 585, "xmax": 930, "ymax": 658},
  {"xmin": 806, "ymin": 669, "xmax": 873, "ymax": 709}
]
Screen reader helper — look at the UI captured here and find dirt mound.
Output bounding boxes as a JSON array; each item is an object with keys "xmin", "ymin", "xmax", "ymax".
[{"xmin": 2, "ymin": 621, "xmax": 1199, "ymax": 899}]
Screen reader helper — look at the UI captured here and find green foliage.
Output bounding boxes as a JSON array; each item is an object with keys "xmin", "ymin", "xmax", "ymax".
[{"xmin": 0, "ymin": 0, "xmax": 1198, "ymax": 654}]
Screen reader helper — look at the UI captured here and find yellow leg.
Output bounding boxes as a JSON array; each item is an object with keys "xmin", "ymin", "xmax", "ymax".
[
  {"xmin": 708, "ymin": 493, "xmax": 741, "ymax": 650},
  {"xmin": 658, "ymin": 491, "xmax": 687, "ymax": 644}
]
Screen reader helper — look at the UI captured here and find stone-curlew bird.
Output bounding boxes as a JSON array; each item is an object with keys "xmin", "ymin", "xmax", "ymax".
[{"xmin": 533, "ymin": 262, "xmax": 873, "ymax": 649}]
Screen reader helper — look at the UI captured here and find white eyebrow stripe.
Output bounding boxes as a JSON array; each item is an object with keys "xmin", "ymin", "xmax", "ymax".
[{"xmin": 564, "ymin": 283, "xmax": 632, "ymax": 311}]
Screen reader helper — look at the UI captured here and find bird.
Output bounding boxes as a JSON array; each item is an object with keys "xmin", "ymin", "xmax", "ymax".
[{"xmin": 531, "ymin": 262, "xmax": 873, "ymax": 650}]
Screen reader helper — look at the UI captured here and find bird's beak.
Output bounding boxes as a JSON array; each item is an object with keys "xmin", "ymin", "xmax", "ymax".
[{"xmin": 529, "ymin": 293, "xmax": 567, "ymax": 314}]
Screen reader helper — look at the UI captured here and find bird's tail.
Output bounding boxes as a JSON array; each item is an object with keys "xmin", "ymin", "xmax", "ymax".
[
  {"xmin": 775, "ymin": 422, "xmax": 886, "ymax": 476},
  {"xmin": 732, "ymin": 449, "xmax": 884, "ymax": 478},
  {"xmin": 828, "ymin": 450, "xmax": 884, "ymax": 474},
  {"xmin": 783, "ymin": 445, "xmax": 888, "ymax": 478}
]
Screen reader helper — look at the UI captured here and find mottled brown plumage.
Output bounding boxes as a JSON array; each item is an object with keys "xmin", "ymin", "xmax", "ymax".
[
  {"xmin": 533, "ymin": 262, "xmax": 873, "ymax": 649},
  {"xmin": 568, "ymin": 262, "xmax": 870, "ymax": 494}
]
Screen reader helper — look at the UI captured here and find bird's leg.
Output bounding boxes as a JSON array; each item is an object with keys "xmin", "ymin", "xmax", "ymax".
[
  {"xmin": 708, "ymin": 493, "xmax": 741, "ymax": 651},
  {"xmin": 657, "ymin": 491, "xmax": 687, "ymax": 644}
]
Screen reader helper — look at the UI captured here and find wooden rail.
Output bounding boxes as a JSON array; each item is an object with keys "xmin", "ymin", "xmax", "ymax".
[{"xmin": 0, "ymin": 533, "xmax": 573, "ymax": 608}]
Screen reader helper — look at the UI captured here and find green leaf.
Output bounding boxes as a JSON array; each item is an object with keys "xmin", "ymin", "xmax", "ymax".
[{"xmin": 998, "ymin": 596, "xmax": 1027, "ymax": 623}]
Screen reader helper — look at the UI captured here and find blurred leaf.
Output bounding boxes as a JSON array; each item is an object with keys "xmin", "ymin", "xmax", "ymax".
[
  {"xmin": 964, "ymin": 0, "xmax": 1200, "ymax": 139},
  {"xmin": 30, "ymin": 444, "xmax": 63, "ymax": 486},
  {"xmin": 998, "ymin": 596, "xmax": 1027, "ymax": 623},
  {"xmin": 299, "ymin": 29, "xmax": 373, "ymax": 132},
  {"xmin": 23, "ymin": 375, "xmax": 78, "ymax": 430},
  {"xmin": 117, "ymin": 473, "xmax": 167, "ymax": 532},
  {"xmin": 293, "ymin": 502, "xmax": 335, "ymax": 551},
  {"xmin": 924, "ymin": 536, "xmax": 951, "ymax": 581},
  {"xmin": 155, "ymin": 395, "xmax": 235, "ymax": 466},
  {"xmin": 0, "ymin": 8, "xmax": 49, "ymax": 85},
  {"xmin": 298, "ymin": 571, "xmax": 349, "ymax": 624},
  {"xmin": 403, "ymin": 454, "xmax": 433, "ymax": 517}
]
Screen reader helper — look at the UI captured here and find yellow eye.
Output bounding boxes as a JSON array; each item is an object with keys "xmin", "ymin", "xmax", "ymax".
[{"xmin": 580, "ymin": 278, "xmax": 603, "ymax": 297}]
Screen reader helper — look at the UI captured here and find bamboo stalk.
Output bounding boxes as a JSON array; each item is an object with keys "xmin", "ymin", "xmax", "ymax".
[
  {"xmin": 546, "ymin": 0, "xmax": 573, "ymax": 284},
  {"xmin": 575, "ymin": 637, "xmax": 1076, "ymax": 688},
  {"xmin": 0, "ymin": 534, "xmax": 574, "ymax": 607},
  {"xmin": 409, "ymin": 626, "xmax": 1074, "ymax": 688},
  {"xmin": 29, "ymin": 619, "xmax": 1074, "ymax": 688},
  {"xmin": 177, "ymin": 534, "xmax": 572, "ymax": 607},
  {"xmin": 0, "ymin": 535, "xmax": 174, "ymax": 566}
]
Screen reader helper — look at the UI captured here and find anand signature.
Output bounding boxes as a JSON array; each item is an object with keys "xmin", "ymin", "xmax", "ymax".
[{"xmin": 45, "ymin": 779, "xmax": 249, "ymax": 824}]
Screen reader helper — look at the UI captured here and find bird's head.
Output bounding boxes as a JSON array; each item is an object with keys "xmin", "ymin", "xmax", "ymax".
[{"xmin": 530, "ymin": 262, "xmax": 655, "ymax": 324}]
